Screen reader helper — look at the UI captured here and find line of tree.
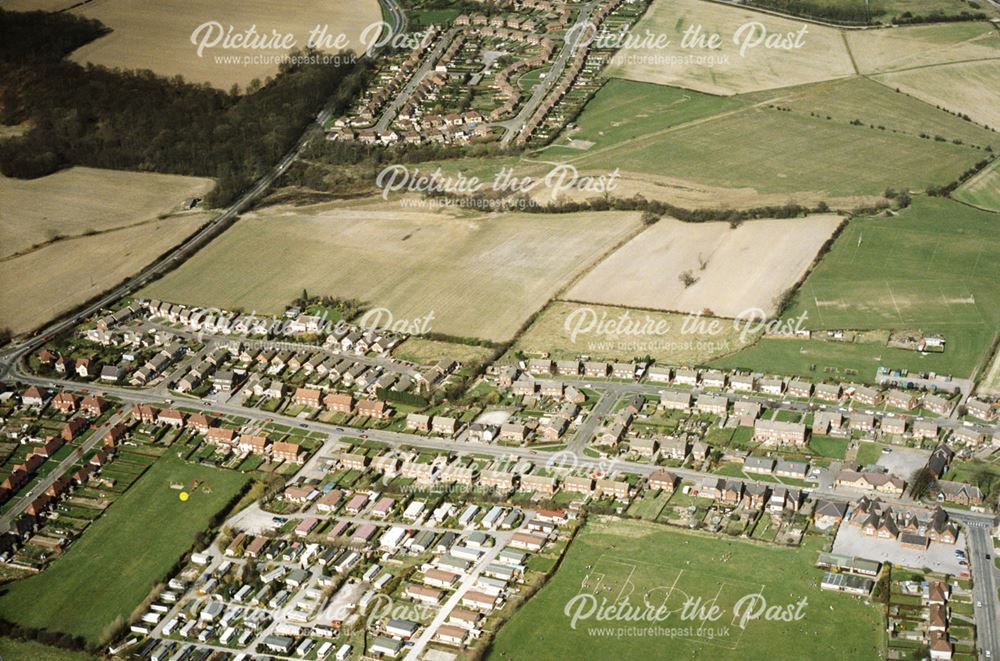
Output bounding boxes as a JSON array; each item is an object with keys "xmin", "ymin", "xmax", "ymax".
[
  {"xmin": 0, "ymin": 9, "xmax": 373, "ymax": 206},
  {"xmin": 742, "ymin": 0, "xmax": 882, "ymax": 24}
]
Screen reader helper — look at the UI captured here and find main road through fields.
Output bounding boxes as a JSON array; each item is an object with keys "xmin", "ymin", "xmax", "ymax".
[{"xmin": 0, "ymin": 0, "xmax": 406, "ymax": 381}]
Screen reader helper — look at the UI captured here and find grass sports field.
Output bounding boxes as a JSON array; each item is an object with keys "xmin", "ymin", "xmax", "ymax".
[
  {"xmin": 0, "ymin": 213, "xmax": 211, "ymax": 335},
  {"xmin": 716, "ymin": 197, "xmax": 1000, "ymax": 380},
  {"xmin": 488, "ymin": 518, "xmax": 884, "ymax": 660},
  {"xmin": 66, "ymin": 0, "xmax": 382, "ymax": 88},
  {"xmin": 603, "ymin": 0, "xmax": 855, "ymax": 95},
  {"xmin": 142, "ymin": 203, "xmax": 642, "ymax": 342},
  {"xmin": 0, "ymin": 453, "xmax": 247, "ymax": 642},
  {"xmin": 567, "ymin": 215, "xmax": 843, "ymax": 317},
  {"xmin": 954, "ymin": 159, "xmax": 1000, "ymax": 212},
  {"xmin": 511, "ymin": 301, "xmax": 757, "ymax": 364}
]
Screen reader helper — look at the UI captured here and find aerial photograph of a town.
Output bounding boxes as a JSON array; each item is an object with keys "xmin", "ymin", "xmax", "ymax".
[{"xmin": 0, "ymin": 0, "xmax": 998, "ymax": 659}]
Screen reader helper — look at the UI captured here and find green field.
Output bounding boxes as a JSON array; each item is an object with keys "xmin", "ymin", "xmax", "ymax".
[
  {"xmin": 564, "ymin": 103, "xmax": 987, "ymax": 197},
  {"xmin": 0, "ymin": 639, "xmax": 98, "ymax": 661},
  {"xmin": 489, "ymin": 518, "xmax": 884, "ymax": 660},
  {"xmin": 716, "ymin": 197, "xmax": 1000, "ymax": 380},
  {"xmin": 541, "ymin": 79, "xmax": 744, "ymax": 159},
  {"xmin": 954, "ymin": 159, "xmax": 1000, "ymax": 212},
  {"xmin": 808, "ymin": 435, "xmax": 850, "ymax": 460},
  {"xmin": 0, "ymin": 453, "xmax": 247, "ymax": 642},
  {"xmin": 778, "ymin": 77, "xmax": 999, "ymax": 151}
]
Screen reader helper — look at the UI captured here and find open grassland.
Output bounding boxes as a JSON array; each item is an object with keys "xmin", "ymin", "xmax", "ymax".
[
  {"xmin": 0, "ymin": 167, "xmax": 213, "ymax": 259},
  {"xmin": 846, "ymin": 21, "xmax": 1000, "ymax": 74},
  {"xmin": 717, "ymin": 198, "xmax": 1000, "ymax": 380},
  {"xmin": 0, "ymin": 638, "xmax": 98, "ymax": 661},
  {"xmin": 875, "ymin": 60, "xmax": 1000, "ymax": 131},
  {"xmin": 142, "ymin": 203, "xmax": 643, "ymax": 342},
  {"xmin": 603, "ymin": 0, "xmax": 855, "ymax": 95},
  {"xmin": 777, "ymin": 76, "xmax": 1000, "ymax": 150},
  {"xmin": 541, "ymin": 79, "xmax": 746, "ymax": 159},
  {"xmin": 488, "ymin": 518, "xmax": 884, "ymax": 660},
  {"xmin": 564, "ymin": 103, "xmax": 989, "ymax": 197},
  {"xmin": 392, "ymin": 337, "xmax": 497, "ymax": 367},
  {"xmin": 67, "ymin": 0, "xmax": 382, "ymax": 88},
  {"xmin": 511, "ymin": 301, "xmax": 756, "ymax": 364},
  {"xmin": 0, "ymin": 453, "xmax": 247, "ymax": 643},
  {"xmin": 568, "ymin": 215, "xmax": 843, "ymax": 317},
  {"xmin": 954, "ymin": 159, "xmax": 1000, "ymax": 211},
  {"xmin": 0, "ymin": 213, "xmax": 211, "ymax": 335}
]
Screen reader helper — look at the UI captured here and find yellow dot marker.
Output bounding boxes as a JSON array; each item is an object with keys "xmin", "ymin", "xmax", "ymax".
[{"xmin": 179, "ymin": 491, "xmax": 190, "ymax": 502}]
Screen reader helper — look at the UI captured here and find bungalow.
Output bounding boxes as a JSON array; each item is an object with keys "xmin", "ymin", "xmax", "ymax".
[
  {"xmin": 820, "ymin": 572, "xmax": 873, "ymax": 596},
  {"xmin": 405, "ymin": 584, "xmax": 443, "ymax": 605},
  {"xmin": 743, "ymin": 456, "xmax": 776, "ymax": 475},
  {"xmin": 835, "ymin": 470, "xmax": 905, "ymax": 496},
  {"xmin": 461, "ymin": 590, "xmax": 497, "ymax": 612},
  {"xmin": 435, "ymin": 624, "xmax": 468, "ymax": 647},
  {"xmin": 774, "ymin": 460, "xmax": 809, "ymax": 479},
  {"xmin": 814, "ymin": 499, "xmax": 848, "ymax": 526},
  {"xmin": 936, "ymin": 480, "xmax": 983, "ymax": 505},
  {"xmin": 316, "ymin": 489, "xmax": 344, "ymax": 512}
]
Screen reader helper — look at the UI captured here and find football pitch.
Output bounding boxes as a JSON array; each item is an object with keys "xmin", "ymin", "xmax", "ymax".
[{"xmin": 489, "ymin": 518, "xmax": 885, "ymax": 660}]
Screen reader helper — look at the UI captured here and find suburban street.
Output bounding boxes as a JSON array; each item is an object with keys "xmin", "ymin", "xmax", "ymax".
[{"xmin": 496, "ymin": 0, "xmax": 604, "ymax": 144}]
